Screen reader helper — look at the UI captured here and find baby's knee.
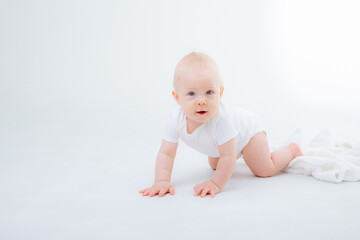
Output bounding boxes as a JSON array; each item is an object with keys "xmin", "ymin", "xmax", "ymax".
[
  {"xmin": 254, "ymin": 172, "xmax": 274, "ymax": 178},
  {"xmin": 208, "ymin": 157, "xmax": 220, "ymax": 170},
  {"xmin": 253, "ymin": 166, "xmax": 276, "ymax": 178}
]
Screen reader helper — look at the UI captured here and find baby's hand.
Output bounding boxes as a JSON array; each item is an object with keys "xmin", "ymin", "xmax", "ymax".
[
  {"xmin": 193, "ymin": 180, "xmax": 221, "ymax": 198},
  {"xmin": 139, "ymin": 180, "xmax": 175, "ymax": 197}
]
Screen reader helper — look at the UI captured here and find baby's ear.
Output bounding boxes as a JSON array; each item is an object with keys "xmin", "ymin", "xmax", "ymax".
[
  {"xmin": 220, "ymin": 86, "xmax": 224, "ymax": 99},
  {"xmin": 172, "ymin": 90, "xmax": 180, "ymax": 105}
]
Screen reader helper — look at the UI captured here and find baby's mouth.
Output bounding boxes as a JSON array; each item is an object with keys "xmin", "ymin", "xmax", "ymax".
[{"xmin": 196, "ymin": 111, "xmax": 207, "ymax": 115}]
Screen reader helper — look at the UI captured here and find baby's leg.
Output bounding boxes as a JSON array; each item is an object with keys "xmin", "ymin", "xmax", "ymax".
[
  {"xmin": 208, "ymin": 155, "xmax": 241, "ymax": 170},
  {"xmin": 208, "ymin": 157, "xmax": 220, "ymax": 170},
  {"xmin": 241, "ymin": 132, "xmax": 303, "ymax": 177}
]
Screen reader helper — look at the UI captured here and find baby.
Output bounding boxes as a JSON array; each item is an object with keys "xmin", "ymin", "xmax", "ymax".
[{"xmin": 139, "ymin": 52, "xmax": 303, "ymax": 198}]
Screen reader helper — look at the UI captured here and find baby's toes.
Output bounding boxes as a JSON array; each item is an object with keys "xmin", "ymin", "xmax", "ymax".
[{"xmin": 289, "ymin": 143, "xmax": 303, "ymax": 158}]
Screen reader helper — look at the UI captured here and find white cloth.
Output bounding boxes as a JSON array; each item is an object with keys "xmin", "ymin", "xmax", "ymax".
[
  {"xmin": 271, "ymin": 129, "xmax": 360, "ymax": 183},
  {"xmin": 163, "ymin": 102, "xmax": 266, "ymax": 157}
]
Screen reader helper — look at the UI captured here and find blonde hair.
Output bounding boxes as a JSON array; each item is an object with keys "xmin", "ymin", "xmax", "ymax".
[{"xmin": 173, "ymin": 52, "xmax": 223, "ymax": 90}]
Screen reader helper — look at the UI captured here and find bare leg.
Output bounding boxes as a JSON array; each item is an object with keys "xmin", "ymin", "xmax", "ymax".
[
  {"xmin": 271, "ymin": 143, "xmax": 303, "ymax": 171},
  {"xmin": 208, "ymin": 157, "xmax": 220, "ymax": 170},
  {"xmin": 208, "ymin": 155, "xmax": 241, "ymax": 170},
  {"xmin": 241, "ymin": 132, "xmax": 303, "ymax": 177}
]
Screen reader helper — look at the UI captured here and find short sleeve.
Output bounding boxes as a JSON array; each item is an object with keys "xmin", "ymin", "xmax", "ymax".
[
  {"xmin": 213, "ymin": 115, "xmax": 238, "ymax": 146},
  {"xmin": 163, "ymin": 110, "xmax": 180, "ymax": 143}
]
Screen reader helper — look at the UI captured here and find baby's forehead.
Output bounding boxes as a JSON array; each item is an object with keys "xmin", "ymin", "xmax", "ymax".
[{"xmin": 176, "ymin": 70, "xmax": 220, "ymax": 90}]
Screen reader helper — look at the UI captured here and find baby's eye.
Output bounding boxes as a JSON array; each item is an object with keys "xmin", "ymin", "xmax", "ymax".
[
  {"xmin": 206, "ymin": 90, "xmax": 213, "ymax": 95},
  {"xmin": 188, "ymin": 91, "xmax": 195, "ymax": 96}
]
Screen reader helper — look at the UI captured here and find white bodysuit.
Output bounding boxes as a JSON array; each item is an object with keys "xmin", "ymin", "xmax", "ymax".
[{"xmin": 163, "ymin": 102, "xmax": 266, "ymax": 158}]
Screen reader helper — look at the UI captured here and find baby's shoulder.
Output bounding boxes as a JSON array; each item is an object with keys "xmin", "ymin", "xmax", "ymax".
[{"xmin": 222, "ymin": 103, "xmax": 257, "ymax": 118}]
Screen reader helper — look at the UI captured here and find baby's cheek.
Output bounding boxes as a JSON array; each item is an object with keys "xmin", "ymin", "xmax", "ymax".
[{"xmin": 210, "ymin": 101, "xmax": 220, "ymax": 109}]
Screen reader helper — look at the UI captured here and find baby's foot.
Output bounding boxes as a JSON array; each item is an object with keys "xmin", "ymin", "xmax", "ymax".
[{"xmin": 289, "ymin": 143, "xmax": 303, "ymax": 158}]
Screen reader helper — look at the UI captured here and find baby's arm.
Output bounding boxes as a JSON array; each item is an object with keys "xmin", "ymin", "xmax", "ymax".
[
  {"xmin": 139, "ymin": 139, "xmax": 178, "ymax": 197},
  {"xmin": 194, "ymin": 138, "xmax": 237, "ymax": 197}
]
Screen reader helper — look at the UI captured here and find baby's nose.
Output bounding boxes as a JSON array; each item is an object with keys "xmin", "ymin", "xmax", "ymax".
[{"xmin": 197, "ymin": 99, "xmax": 207, "ymax": 106}]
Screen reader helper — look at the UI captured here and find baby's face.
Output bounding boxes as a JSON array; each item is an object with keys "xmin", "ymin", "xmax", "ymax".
[{"xmin": 172, "ymin": 67, "xmax": 224, "ymax": 124}]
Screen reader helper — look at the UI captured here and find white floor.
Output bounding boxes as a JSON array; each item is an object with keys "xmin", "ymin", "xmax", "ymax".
[{"xmin": 1, "ymin": 117, "xmax": 360, "ymax": 240}]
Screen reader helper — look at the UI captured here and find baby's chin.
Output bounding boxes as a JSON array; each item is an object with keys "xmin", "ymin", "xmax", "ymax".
[{"xmin": 192, "ymin": 112, "xmax": 216, "ymax": 123}]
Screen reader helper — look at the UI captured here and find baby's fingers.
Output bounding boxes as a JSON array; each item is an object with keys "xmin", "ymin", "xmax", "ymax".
[
  {"xmin": 158, "ymin": 188, "xmax": 167, "ymax": 197},
  {"xmin": 148, "ymin": 188, "xmax": 160, "ymax": 197},
  {"xmin": 141, "ymin": 188, "xmax": 152, "ymax": 196},
  {"xmin": 169, "ymin": 186, "xmax": 175, "ymax": 195},
  {"xmin": 194, "ymin": 186, "xmax": 204, "ymax": 196},
  {"xmin": 139, "ymin": 188, "xmax": 149, "ymax": 193},
  {"xmin": 200, "ymin": 187, "xmax": 210, "ymax": 198},
  {"xmin": 159, "ymin": 186, "xmax": 175, "ymax": 197}
]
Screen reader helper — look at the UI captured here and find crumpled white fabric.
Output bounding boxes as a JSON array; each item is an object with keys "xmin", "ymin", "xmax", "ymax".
[{"xmin": 270, "ymin": 129, "xmax": 360, "ymax": 183}]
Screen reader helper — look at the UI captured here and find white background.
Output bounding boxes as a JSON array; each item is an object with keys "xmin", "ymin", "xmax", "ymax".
[{"xmin": 1, "ymin": 1, "xmax": 360, "ymax": 240}]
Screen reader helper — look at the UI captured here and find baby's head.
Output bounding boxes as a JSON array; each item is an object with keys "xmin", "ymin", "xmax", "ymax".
[{"xmin": 172, "ymin": 52, "xmax": 224, "ymax": 124}]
